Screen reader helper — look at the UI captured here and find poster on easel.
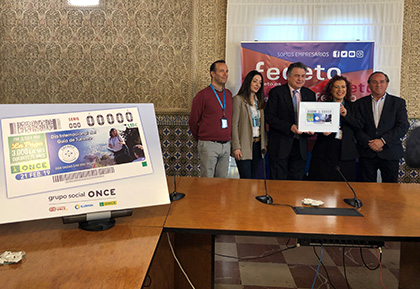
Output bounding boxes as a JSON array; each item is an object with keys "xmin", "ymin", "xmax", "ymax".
[{"xmin": 0, "ymin": 104, "xmax": 169, "ymax": 224}]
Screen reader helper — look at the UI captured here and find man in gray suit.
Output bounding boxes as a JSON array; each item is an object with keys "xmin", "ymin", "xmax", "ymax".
[{"xmin": 356, "ymin": 71, "xmax": 409, "ymax": 183}]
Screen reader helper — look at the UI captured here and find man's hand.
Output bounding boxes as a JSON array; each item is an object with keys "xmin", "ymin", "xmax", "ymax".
[
  {"xmin": 291, "ymin": 124, "xmax": 303, "ymax": 135},
  {"xmin": 368, "ymin": 139, "xmax": 384, "ymax": 152}
]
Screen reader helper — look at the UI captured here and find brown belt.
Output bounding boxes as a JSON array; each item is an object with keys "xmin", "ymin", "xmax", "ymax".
[{"xmin": 253, "ymin": 136, "xmax": 261, "ymax": 142}]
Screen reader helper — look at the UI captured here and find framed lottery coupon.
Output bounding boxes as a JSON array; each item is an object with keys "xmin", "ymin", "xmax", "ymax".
[
  {"xmin": 0, "ymin": 104, "xmax": 169, "ymax": 224},
  {"xmin": 298, "ymin": 102, "xmax": 340, "ymax": 133}
]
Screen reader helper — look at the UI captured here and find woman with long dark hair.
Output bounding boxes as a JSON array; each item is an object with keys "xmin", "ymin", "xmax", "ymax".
[
  {"xmin": 231, "ymin": 70, "xmax": 267, "ymax": 179},
  {"xmin": 308, "ymin": 75, "xmax": 361, "ymax": 181}
]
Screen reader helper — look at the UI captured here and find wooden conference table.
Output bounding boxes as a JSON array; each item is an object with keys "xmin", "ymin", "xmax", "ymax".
[
  {"xmin": 1, "ymin": 177, "xmax": 420, "ymax": 288},
  {"xmin": 159, "ymin": 177, "xmax": 420, "ymax": 289},
  {"xmin": 0, "ymin": 205, "xmax": 170, "ymax": 289}
]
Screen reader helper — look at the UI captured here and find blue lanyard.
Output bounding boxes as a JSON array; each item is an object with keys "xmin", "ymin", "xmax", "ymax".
[
  {"xmin": 251, "ymin": 98, "xmax": 260, "ymax": 118},
  {"xmin": 210, "ymin": 84, "xmax": 226, "ymax": 116}
]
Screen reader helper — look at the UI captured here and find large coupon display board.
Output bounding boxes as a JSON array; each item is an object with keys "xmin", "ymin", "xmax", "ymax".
[
  {"xmin": 0, "ymin": 104, "xmax": 170, "ymax": 224},
  {"xmin": 241, "ymin": 41, "xmax": 374, "ymax": 101}
]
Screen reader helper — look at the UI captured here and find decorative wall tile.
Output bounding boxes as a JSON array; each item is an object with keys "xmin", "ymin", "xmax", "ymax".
[
  {"xmin": 157, "ymin": 114, "xmax": 420, "ymax": 182},
  {"xmin": 399, "ymin": 119, "xmax": 420, "ymax": 183},
  {"xmin": 157, "ymin": 114, "xmax": 200, "ymax": 177}
]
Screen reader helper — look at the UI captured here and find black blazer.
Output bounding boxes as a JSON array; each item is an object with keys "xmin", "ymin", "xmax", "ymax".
[
  {"xmin": 355, "ymin": 94, "xmax": 409, "ymax": 160},
  {"xmin": 265, "ymin": 84, "xmax": 316, "ymax": 160},
  {"xmin": 311, "ymin": 100, "xmax": 361, "ymax": 161}
]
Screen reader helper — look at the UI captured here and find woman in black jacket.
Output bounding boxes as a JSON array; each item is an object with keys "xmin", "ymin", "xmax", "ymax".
[{"xmin": 308, "ymin": 75, "xmax": 361, "ymax": 181}]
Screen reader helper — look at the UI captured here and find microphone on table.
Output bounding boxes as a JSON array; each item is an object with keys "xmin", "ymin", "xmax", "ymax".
[
  {"xmin": 335, "ymin": 166, "xmax": 362, "ymax": 208},
  {"xmin": 256, "ymin": 148, "xmax": 273, "ymax": 205},
  {"xmin": 169, "ymin": 156, "xmax": 185, "ymax": 202}
]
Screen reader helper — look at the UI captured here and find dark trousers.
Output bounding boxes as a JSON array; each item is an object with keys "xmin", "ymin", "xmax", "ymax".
[
  {"xmin": 235, "ymin": 141, "xmax": 262, "ymax": 179},
  {"xmin": 269, "ymin": 138, "xmax": 305, "ymax": 180},
  {"xmin": 359, "ymin": 156, "xmax": 399, "ymax": 183}
]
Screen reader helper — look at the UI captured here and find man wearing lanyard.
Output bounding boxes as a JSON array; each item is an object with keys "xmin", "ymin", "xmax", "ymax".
[
  {"xmin": 189, "ymin": 60, "xmax": 233, "ymax": 178},
  {"xmin": 355, "ymin": 71, "xmax": 409, "ymax": 183},
  {"xmin": 265, "ymin": 62, "xmax": 316, "ymax": 180}
]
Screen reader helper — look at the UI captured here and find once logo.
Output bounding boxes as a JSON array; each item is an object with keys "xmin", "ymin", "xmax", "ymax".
[{"xmin": 87, "ymin": 188, "xmax": 116, "ymax": 198}]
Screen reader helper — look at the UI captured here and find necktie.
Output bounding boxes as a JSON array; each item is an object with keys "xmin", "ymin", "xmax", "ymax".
[{"xmin": 293, "ymin": 90, "xmax": 298, "ymax": 123}]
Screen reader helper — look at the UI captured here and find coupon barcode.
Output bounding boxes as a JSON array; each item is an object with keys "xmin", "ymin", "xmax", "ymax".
[
  {"xmin": 9, "ymin": 119, "xmax": 61, "ymax": 135},
  {"xmin": 52, "ymin": 167, "xmax": 115, "ymax": 183}
]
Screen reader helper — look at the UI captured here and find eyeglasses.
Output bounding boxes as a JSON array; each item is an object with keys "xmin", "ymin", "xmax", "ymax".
[{"xmin": 370, "ymin": 80, "xmax": 387, "ymax": 85}]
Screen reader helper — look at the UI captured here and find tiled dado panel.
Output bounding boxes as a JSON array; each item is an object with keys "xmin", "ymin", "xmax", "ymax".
[
  {"xmin": 157, "ymin": 114, "xmax": 200, "ymax": 177},
  {"xmin": 399, "ymin": 119, "xmax": 420, "ymax": 183},
  {"xmin": 157, "ymin": 114, "xmax": 420, "ymax": 183}
]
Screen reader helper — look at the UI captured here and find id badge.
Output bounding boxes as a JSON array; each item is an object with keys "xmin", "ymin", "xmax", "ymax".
[
  {"xmin": 252, "ymin": 116, "xmax": 260, "ymax": 127},
  {"xmin": 221, "ymin": 117, "xmax": 228, "ymax": 129}
]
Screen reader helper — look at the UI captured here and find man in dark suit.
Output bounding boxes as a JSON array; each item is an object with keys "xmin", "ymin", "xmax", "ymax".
[
  {"xmin": 356, "ymin": 71, "xmax": 409, "ymax": 183},
  {"xmin": 265, "ymin": 62, "xmax": 316, "ymax": 180}
]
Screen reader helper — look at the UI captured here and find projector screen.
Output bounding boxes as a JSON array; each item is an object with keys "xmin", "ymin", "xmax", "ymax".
[{"xmin": 0, "ymin": 103, "xmax": 170, "ymax": 224}]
